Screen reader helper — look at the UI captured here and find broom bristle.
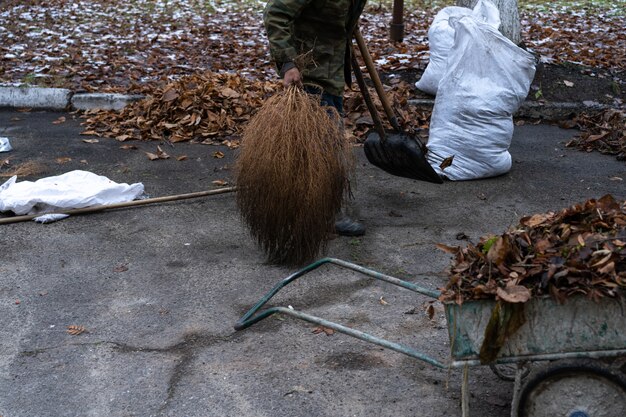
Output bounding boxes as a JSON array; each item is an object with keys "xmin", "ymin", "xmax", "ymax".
[{"xmin": 235, "ymin": 85, "xmax": 354, "ymax": 265}]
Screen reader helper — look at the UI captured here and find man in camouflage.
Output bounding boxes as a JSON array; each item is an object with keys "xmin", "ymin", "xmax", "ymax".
[{"xmin": 263, "ymin": 0, "xmax": 368, "ymax": 237}]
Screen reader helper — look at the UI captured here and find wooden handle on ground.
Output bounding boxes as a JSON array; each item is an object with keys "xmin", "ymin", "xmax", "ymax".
[{"xmin": 0, "ymin": 186, "xmax": 237, "ymax": 225}]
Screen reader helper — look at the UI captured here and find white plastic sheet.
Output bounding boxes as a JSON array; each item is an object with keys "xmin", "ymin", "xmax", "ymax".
[
  {"xmin": 0, "ymin": 137, "xmax": 11, "ymax": 152},
  {"xmin": 0, "ymin": 170, "xmax": 144, "ymax": 215},
  {"xmin": 415, "ymin": 0, "xmax": 500, "ymax": 96},
  {"xmin": 426, "ymin": 15, "xmax": 536, "ymax": 180}
]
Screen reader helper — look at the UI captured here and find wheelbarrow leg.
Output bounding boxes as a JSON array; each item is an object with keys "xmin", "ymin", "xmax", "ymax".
[{"xmin": 462, "ymin": 364, "xmax": 470, "ymax": 417}]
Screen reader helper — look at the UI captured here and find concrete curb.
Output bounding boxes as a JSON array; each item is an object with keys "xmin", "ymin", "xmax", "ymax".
[
  {"xmin": 0, "ymin": 86, "xmax": 146, "ymax": 111},
  {"xmin": 71, "ymin": 93, "xmax": 145, "ymax": 111},
  {"xmin": 0, "ymin": 86, "xmax": 612, "ymax": 120},
  {"xmin": 408, "ymin": 98, "xmax": 612, "ymax": 120},
  {"xmin": 0, "ymin": 86, "xmax": 73, "ymax": 110}
]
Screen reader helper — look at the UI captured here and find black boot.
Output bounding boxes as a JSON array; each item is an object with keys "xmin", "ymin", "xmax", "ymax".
[{"xmin": 334, "ymin": 213, "xmax": 365, "ymax": 237}]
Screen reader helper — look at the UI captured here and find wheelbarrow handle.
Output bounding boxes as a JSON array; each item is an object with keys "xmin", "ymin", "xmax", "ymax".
[
  {"xmin": 236, "ymin": 257, "xmax": 440, "ymax": 330},
  {"xmin": 236, "ymin": 305, "xmax": 447, "ymax": 369},
  {"xmin": 234, "ymin": 257, "xmax": 444, "ymax": 368},
  {"xmin": 353, "ymin": 27, "xmax": 402, "ymax": 132}
]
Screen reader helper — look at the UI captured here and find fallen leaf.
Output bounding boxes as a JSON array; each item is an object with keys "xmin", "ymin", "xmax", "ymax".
[
  {"xmin": 212, "ymin": 179, "xmax": 228, "ymax": 186},
  {"xmin": 425, "ymin": 303, "xmax": 435, "ymax": 320},
  {"xmin": 439, "ymin": 156, "xmax": 454, "ymax": 170},
  {"xmin": 56, "ymin": 157, "xmax": 72, "ymax": 164},
  {"xmin": 213, "ymin": 151, "xmax": 225, "ymax": 159},
  {"xmin": 379, "ymin": 296, "xmax": 389, "ymax": 305},
  {"xmin": 52, "ymin": 116, "xmax": 66, "ymax": 124},
  {"xmin": 563, "ymin": 80, "xmax": 574, "ymax": 87},
  {"xmin": 113, "ymin": 264, "xmax": 128, "ymax": 272},
  {"xmin": 146, "ymin": 146, "xmax": 170, "ymax": 160},
  {"xmin": 176, "ymin": 155, "xmax": 188, "ymax": 161},
  {"xmin": 496, "ymin": 285, "xmax": 531, "ymax": 303},
  {"xmin": 162, "ymin": 88, "xmax": 179, "ymax": 101},
  {"xmin": 435, "ymin": 243, "xmax": 459, "ymax": 254},
  {"xmin": 312, "ymin": 326, "xmax": 334, "ymax": 336},
  {"xmin": 120, "ymin": 144, "xmax": 138, "ymax": 150},
  {"xmin": 67, "ymin": 325, "xmax": 87, "ymax": 336},
  {"xmin": 82, "ymin": 139, "xmax": 99, "ymax": 144}
]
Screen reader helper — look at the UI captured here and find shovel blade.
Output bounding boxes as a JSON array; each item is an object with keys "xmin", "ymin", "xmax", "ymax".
[{"xmin": 364, "ymin": 131, "xmax": 443, "ymax": 184}]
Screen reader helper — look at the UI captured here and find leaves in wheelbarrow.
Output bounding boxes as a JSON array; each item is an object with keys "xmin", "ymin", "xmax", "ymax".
[{"xmin": 439, "ymin": 194, "xmax": 626, "ymax": 304}]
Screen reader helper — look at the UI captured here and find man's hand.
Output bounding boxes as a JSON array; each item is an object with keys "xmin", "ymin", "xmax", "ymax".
[{"xmin": 283, "ymin": 67, "xmax": 302, "ymax": 87}]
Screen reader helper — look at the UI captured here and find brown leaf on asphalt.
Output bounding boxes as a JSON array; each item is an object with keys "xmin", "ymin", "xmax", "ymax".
[
  {"xmin": 565, "ymin": 110, "xmax": 625, "ymax": 160},
  {"xmin": 212, "ymin": 179, "xmax": 228, "ymax": 186},
  {"xmin": 113, "ymin": 264, "xmax": 128, "ymax": 272},
  {"xmin": 52, "ymin": 116, "xmax": 66, "ymax": 125},
  {"xmin": 312, "ymin": 326, "xmax": 335, "ymax": 336},
  {"xmin": 67, "ymin": 325, "xmax": 87, "ymax": 336},
  {"xmin": 82, "ymin": 139, "xmax": 99, "ymax": 144},
  {"xmin": 213, "ymin": 151, "xmax": 225, "ymax": 159},
  {"xmin": 146, "ymin": 146, "xmax": 170, "ymax": 160},
  {"xmin": 176, "ymin": 155, "xmax": 188, "ymax": 161},
  {"xmin": 120, "ymin": 144, "xmax": 137, "ymax": 150},
  {"xmin": 80, "ymin": 130, "xmax": 101, "ymax": 136},
  {"xmin": 425, "ymin": 303, "xmax": 435, "ymax": 320},
  {"xmin": 435, "ymin": 243, "xmax": 460, "ymax": 254},
  {"xmin": 56, "ymin": 157, "xmax": 72, "ymax": 164}
]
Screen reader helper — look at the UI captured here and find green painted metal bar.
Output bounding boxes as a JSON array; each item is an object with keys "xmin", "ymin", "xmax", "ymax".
[
  {"xmin": 235, "ymin": 257, "xmax": 440, "ymax": 331},
  {"xmin": 449, "ymin": 349, "xmax": 626, "ymax": 368},
  {"xmin": 237, "ymin": 306, "xmax": 447, "ymax": 369},
  {"xmin": 328, "ymin": 258, "xmax": 441, "ymax": 299}
]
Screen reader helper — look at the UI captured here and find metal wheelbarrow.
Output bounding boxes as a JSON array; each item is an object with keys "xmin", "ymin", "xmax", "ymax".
[{"xmin": 235, "ymin": 258, "xmax": 626, "ymax": 417}]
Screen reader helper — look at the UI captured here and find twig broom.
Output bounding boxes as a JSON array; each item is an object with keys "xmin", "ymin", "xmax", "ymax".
[{"xmin": 235, "ymin": 85, "xmax": 353, "ymax": 265}]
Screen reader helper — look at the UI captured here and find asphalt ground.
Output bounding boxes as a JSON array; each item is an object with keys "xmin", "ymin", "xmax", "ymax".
[{"xmin": 1, "ymin": 110, "xmax": 625, "ymax": 417}]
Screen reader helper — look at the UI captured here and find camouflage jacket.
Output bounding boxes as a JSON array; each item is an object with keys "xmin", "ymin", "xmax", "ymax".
[{"xmin": 263, "ymin": 0, "xmax": 367, "ymax": 96}]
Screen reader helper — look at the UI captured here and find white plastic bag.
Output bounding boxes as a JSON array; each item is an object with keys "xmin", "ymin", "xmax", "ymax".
[
  {"xmin": 0, "ymin": 170, "xmax": 144, "ymax": 215},
  {"xmin": 426, "ymin": 15, "xmax": 536, "ymax": 180},
  {"xmin": 415, "ymin": 0, "xmax": 500, "ymax": 95}
]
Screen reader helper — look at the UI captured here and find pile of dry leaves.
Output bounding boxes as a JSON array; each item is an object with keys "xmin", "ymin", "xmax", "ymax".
[
  {"xmin": 81, "ymin": 72, "xmax": 279, "ymax": 143},
  {"xmin": 439, "ymin": 194, "xmax": 626, "ymax": 305},
  {"xmin": 564, "ymin": 109, "xmax": 626, "ymax": 160},
  {"xmin": 81, "ymin": 71, "xmax": 431, "ymax": 143}
]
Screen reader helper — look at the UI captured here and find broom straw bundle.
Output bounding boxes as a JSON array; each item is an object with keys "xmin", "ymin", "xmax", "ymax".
[{"xmin": 235, "ymin": 85, "xmax": 353, "ymax": 265}]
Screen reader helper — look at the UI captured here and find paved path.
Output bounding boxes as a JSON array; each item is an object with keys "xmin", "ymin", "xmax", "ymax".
[{"xmin": 0, "ymin": 110, "xmax": 624, "ymax": 416}]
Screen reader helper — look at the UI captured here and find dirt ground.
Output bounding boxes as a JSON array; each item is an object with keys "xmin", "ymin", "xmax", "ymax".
[{"xmin": 384, "ymin": 63, "xmax": 626, "ymax": 106}]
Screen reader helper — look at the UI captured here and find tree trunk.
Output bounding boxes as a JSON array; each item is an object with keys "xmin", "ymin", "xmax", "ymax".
[{"xmin": 456, "ymin": 0, "xmax": 521, "ymax": 45}]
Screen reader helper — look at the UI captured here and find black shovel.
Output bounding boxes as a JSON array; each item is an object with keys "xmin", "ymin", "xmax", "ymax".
[{"xmin": 352, "ymin": 28, "xmax": 443, "ymax": 184}]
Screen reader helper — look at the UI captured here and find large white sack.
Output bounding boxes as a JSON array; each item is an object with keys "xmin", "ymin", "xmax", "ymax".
[
  {"xmin": 415, "ymin": 0, "xmax": 500, "ymax": 96},
  {"xmin": 426, "ymin": 15, "xmax": 536, "ymax": 181},
  {"xmin": 0, "ymin": 170, "xmax": 144, "ymax": 215}
]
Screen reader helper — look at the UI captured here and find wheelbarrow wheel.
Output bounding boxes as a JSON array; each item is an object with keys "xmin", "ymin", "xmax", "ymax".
[{"xmin": 516, "ymin": 359, "xmax": 626, "ymax": 417}]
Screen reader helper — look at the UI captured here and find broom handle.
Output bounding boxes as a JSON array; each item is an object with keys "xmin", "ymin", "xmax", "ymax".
[
  {"xmin": 350, "ymin": 46, "xmax": 386, "ymax": 140},
  {"xmin": 0, "ymin": 186, "xmax": 237, "ymax": 225},
  {"xmin": 353, "ymin": 27, "xmax": 402, "ymax": 132}
]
